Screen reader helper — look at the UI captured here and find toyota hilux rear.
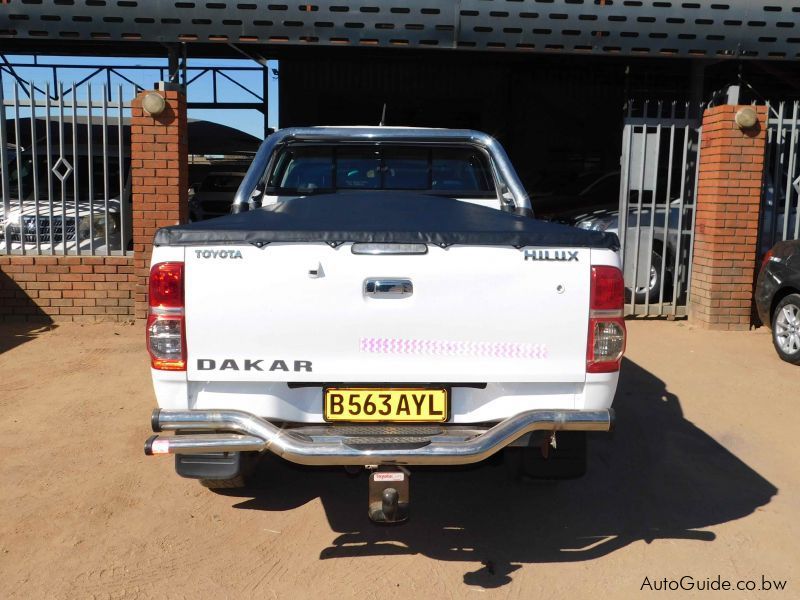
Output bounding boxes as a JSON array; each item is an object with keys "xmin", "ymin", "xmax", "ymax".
[{"xmin": 143, "ymin": 127, "xmax": 623, "ymax": 522}]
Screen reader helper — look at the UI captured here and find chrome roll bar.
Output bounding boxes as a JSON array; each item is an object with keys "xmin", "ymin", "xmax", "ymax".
[{"xmin": 231, "ymin": 127, "xmax": 533, "ymax": 215}]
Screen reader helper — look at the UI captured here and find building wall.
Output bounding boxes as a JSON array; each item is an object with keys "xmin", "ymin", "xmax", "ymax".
[{"xmin": 0, "ymin": 256, "xmax": 135, "ymax": 323}]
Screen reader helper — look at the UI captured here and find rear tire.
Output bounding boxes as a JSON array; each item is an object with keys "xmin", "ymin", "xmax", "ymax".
[
  {"xmin": 771, "ymin": 293, "xmax": 800, "ymax": 365},
  {"xmin": 504, "ymin": 432, "xmax": 587, "ymax": 480}
]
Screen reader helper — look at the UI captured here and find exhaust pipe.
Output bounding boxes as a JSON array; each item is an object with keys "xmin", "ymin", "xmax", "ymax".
[{"xmin": 145, "ymin": 408, "xmax": 614, "ymax": 466}]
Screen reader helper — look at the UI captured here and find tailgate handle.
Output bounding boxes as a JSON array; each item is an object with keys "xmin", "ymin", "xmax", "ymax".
[{"xmin": 364, "ymin": 278, "xmax": 413, "ymax": 299}]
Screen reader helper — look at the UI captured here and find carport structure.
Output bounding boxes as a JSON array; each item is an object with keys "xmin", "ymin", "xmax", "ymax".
[{"xmin": 2, "ymin": 1, "xmax": 800, "ymax": 328}]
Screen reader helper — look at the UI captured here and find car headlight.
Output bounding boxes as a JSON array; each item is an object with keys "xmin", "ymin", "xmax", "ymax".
[
  {"xmin": 78, "ymin": 214, "xmax": 120, "ymax": 240},
  {"xmin": 581, "ymin": 217, "xmax": 616, "ymax": 232}
]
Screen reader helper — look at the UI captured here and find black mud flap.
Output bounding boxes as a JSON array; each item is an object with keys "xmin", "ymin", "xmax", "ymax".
[
  {"xmin": 368, "ymin": 467, "xmax": 410, "ymax": 524},
  {"xmin": 175, "ymin": 452, "xmax": 245, "ymax": 480}
]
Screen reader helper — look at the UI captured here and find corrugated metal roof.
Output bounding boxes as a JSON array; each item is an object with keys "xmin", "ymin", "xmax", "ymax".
[{"xmin": 1, "ymin": 0, "xmax": 798, "ymax": 61}]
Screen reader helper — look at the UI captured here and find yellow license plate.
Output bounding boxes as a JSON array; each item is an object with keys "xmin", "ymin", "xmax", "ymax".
[{"xmin": 323, "ymin": 387, "xmax": 449, "ymax": 422}]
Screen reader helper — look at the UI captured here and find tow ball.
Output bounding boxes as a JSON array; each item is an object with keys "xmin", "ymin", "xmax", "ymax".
[{"xmin": 367, "ymin": 466, "xmax": 410, "ymax": 524}]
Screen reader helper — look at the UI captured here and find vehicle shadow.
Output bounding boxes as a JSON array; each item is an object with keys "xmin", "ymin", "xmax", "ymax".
[
  {"xmin": 221, "ymin": 357, "xmax": 777, "ymax": 588},
  {"xmin": 0, "ymin": 271, "xmax": 54, "ymax": 354}
]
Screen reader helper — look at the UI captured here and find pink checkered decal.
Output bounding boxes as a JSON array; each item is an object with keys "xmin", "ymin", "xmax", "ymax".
[{"xmin": 359, "ymin": 338, "xmax": 548, "ymax": 359}]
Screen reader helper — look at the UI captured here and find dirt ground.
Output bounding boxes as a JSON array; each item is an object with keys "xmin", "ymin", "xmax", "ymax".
[{"xmin": 0, "ymin": 319, "xmax": 797, "ymax": 599}]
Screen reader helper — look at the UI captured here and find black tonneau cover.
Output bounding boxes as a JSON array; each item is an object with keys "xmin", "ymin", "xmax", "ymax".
[{"xmin": 155, "ymin": 192, "xmax": 619, "ymax": 250}]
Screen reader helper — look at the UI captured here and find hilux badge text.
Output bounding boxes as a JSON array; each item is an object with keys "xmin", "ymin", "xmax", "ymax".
[{"xmin": 524, "ymin": 249, "xmax": 579, "ymax": 262}]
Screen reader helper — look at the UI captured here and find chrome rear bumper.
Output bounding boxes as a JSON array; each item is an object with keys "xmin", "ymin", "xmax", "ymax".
[{"xmin": 145, "ymin": 408, "xmax": 614, "ymax": 466}]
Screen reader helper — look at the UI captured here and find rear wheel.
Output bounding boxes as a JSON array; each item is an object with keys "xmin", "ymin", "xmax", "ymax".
[
  {"xmin": 504, "ymin": 432, "xmax": 587, "ymax": 480},
  {"xmin": 772, "ymin": 293, "xmax": 800, "ymax": 365}
]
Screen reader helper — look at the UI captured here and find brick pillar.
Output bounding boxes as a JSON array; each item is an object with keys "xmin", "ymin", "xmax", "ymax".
[
  {"xmin": 689, "ymin": 105, "xmax": 768, "ymax": 331},
  {"xmin": 131, "ymin": 88, "xmax": 188, "ymax": 319}
]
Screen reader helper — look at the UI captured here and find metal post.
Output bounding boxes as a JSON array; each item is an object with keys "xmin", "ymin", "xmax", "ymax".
[
  {"xmin": 13, "ymin": 83, "xmax": 25, "ymax": 255},
  {"xmin": 658, "ymin": 102, "xmax": 677, "ymax": 313},
  {"xmin": 0, "ymin": 81, "xmax": 10, "ymax": 255},
  {"xmin": 168, "ymin": 45, "xmax": 181, "ymax": 86},
  {"xmin": 72, "ymin": 82, "xmax": 80, "ymax": 256},
  {"xmin": 29, "ymin": 81, "xmax": 41, "ymax": 253},
  {"xmin": 782, "ymin": 101, "xmax": 798, "ymax": 242},
  {"xmin": 263, "ymin": 64, "xmax": 270, "ymax": 138},
  {"xmin": 87, "ymin": 84, "xmax": 95, "ymax": 251}
]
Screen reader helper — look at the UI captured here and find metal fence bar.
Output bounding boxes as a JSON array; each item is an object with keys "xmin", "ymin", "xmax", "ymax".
[
  {"xmin": 57, "ymin": 82, "xmax": 67, "ymax": 256},
  {"xmin": 618, "ymin": 132, "xmax": 633, "ymax": 261},
  {"xmin": 617, "ymin": 103, "xmax": 634, "ymax": 263},
  {"xmin": 44, "ymin": 83, "xmax": 54, "ymax": 256},
  {"xmin": 87, "ymin": 84, "xmax": 95, "ymax": 251},
  {"xmin": 643, "ymin": 103, "xmax": 663, "ymax": 315},
  {"xmin": 783, "ymin": 101, "xmax": 798, "ymax": 242},
  {"xmin": 657, "ymin": 102, "xmax": 677, "ymax": 314},
  {"xmin": 29, "ymin": 81, "xmax": 41, "ymax": 254},
  {"xmin": 13, "ymin": 83, "xmax": 25, "ymax": 256},
  {"xmin": 118, "ymin": 85, "xmax": 127, "ymax": 256},
  {"xmin": 774, "ymin": 102, "xmax": 786, "ymax": 244},
  {"xmin": 72, "ymin": 82, "xmax": 80, "ymax": 256},
  {"xmin": 629, "ymin": 101, "xmax": 650, "ymax": 316},
  {"xmin": 685, "ymin": 126, "xmax": 702, "ymax": 306},
  {"xmin": 670, "ymin": 122, "xmax": 692, "ymax": 316},
  {"xmin": 0, "ymin": 82, "xmax": 10, "ymax": 256},
  {"xmin": 102, "ymin": 85, "xmax": 110, "ymax": 252}
]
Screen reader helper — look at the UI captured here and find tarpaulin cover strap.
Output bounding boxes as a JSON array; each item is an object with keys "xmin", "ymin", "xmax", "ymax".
[{"xmin": 154, "ymin": 193, "xmax": 619, "ymax": 250}]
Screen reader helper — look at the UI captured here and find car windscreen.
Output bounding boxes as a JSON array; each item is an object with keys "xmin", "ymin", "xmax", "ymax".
[{"xmin": 265, "ymin": 145, "xmax": 496, "ymax": 197}]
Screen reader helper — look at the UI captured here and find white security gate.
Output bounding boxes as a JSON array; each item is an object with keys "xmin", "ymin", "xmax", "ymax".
[
  {"xmin": 0, "ymin": 81, "xmax": 131, "ymax": 255},
  {"xmin": 618, "ymin": 101, "xmax": 702, "ymax": 317},
  {"xmin": 762, "ymin": 101, "xmax": 800, "ymax": 254}
]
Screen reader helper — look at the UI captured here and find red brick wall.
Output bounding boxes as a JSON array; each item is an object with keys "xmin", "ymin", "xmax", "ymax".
[
  {"xmin": 0, "ymin": 256, "xmax": 135, "ymax": 322},
  {"xmin": 131, "ymin": 89, "xmax": 189, "ymax": 319},
  {"xmin": 689, "ymin": 105, "xmax": 768, "ymax": 331}
]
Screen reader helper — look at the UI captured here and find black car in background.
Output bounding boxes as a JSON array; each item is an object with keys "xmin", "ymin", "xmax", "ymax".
[
  {"xmin": 188, "ymin": 171, "xmax": 247, "ymax": 221},
  {"xmin": 755, "ymin": 239, "xmax": 800, "ymax": 365}
]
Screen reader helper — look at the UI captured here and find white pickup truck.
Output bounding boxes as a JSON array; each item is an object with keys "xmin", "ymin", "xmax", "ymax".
[{"xmin": 144, "ymin": 127, "xmax": 624, "ymax": 522}]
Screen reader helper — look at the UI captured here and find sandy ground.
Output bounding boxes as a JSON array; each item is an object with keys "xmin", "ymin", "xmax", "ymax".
[{"xmin": 0, "ymin": 319, "xmax": 797, "ymax": 599}]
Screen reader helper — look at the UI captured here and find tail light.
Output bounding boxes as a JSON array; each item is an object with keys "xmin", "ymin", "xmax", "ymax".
[
  {"xmin": 146, "ymin": 262, "xmax": 186, "ymax": 371},
  {"xmin": 587, "ymin": 265, "xmax": 626, "ymax": 374}
]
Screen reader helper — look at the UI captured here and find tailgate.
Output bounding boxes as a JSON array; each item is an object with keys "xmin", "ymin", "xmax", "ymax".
[{"xmin": 184, "ymin": 243, "xmax": 590, "ymax": 383}]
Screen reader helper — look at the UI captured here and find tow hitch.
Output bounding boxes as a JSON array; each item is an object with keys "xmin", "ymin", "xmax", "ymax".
[{"xmin": 368, "ymin": 466, "xmax": 410, "ymax": 524}]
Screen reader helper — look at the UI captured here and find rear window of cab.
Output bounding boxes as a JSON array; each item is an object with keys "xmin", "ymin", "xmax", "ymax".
[{"xmin": 266, "ymin": 144, "xmax": 495, "ymax": 197}]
